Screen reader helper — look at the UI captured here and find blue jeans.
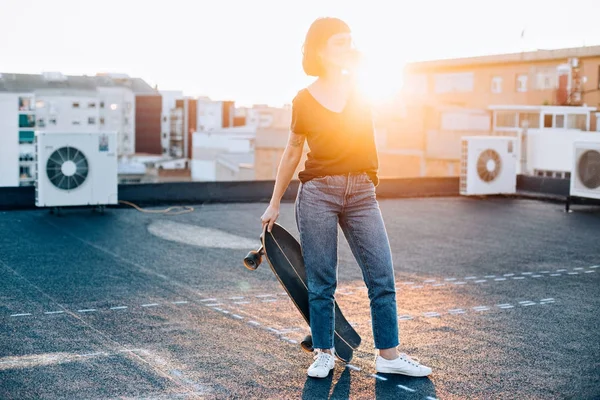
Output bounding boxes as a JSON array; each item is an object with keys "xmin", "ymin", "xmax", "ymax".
[{"xmin": 294, "ymin": 172, "xmax": 399, "ymax": 350}]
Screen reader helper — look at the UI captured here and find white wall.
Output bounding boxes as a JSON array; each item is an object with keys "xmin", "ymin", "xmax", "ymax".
[
  {"xmin": 197, "ymin": 100, "xmax": 223, "ymax": 131},
  {"xmin": 34, "ymin": 91, "xmax": 100, "ymax": 133},
  {"xmin": 0, "ymin": 93, "xmax": 19, "ymax": 186},
  {"xmin": 192, "ymin": 131, "xmax": 253, "ymax": 155},
  {"xmin": 97, "ymin": 87, "xmax": 135, "ymax": 156},
  {"xmin": 526, "ymin": 129, "xmax": 600, "ymax": 174},
  {"xmin": 191, "ymin": 159, "xmax": 216, "ymax": 181}
]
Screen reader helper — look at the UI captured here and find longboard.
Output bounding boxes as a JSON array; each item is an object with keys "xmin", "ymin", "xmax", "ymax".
[{"xmin": 244, "ymin": 223, "xmax": 361, "ymax": 362}]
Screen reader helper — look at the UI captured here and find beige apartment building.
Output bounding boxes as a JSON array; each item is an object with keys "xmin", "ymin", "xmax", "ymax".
[{"xmin": 377, "ymin": 45, "xmax": 600, "ymax": 177}]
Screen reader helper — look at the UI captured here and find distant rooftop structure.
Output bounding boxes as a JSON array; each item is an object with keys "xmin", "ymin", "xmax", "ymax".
[
  {"xmin": 405, "ymin": 45, "xmax": 600, "ymax": 71},
  {"xmin": 0, "ymin": 72, "xmax": 158, "ymax": 95}
]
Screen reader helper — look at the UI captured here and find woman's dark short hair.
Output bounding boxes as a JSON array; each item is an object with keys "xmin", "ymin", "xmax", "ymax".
[{"xmin": 302, "ymin": 17, "xmax": 351, "ymax": 77}]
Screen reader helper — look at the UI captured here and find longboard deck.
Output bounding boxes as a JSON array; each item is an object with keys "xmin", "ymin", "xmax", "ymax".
[{"xmin": 261, "ymin": 223, "xmax": 361, "ymax": 362}]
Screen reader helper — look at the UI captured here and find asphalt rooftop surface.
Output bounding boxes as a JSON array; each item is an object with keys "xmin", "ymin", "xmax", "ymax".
[{"xmin": 1, "ymin": 196, "xmax": 599, "ymax": 400}]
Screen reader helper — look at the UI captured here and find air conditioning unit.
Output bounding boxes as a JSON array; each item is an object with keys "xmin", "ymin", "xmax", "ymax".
[
  {"xmin": 35, "ymin": 132, "xmax": 118, "ymax": 207},
  {"xmin": 460, "ymin": 136, "xmax": 517, "ymax": 195},
  {"xmin": 570, "ymin": 140, "xmax": 600, "ymax": 200}
]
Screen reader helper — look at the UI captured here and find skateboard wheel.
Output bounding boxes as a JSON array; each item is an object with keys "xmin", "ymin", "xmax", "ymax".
[
  {"xmin": 300, "ymin": 335, "xmax": 313, "ymax": 353},
  {"xmin": 243, "ymin": 250, "xmax": 262, "ymax": 271}
]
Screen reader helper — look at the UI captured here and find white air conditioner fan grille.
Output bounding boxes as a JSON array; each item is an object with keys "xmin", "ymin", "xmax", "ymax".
[
  {"xmin": 46, "ymin": 146, "xmax": 89, "ymax": 190},
  {"xmin": 577, "ymin": 149, "xmax": 600, "ymax": 189},
  {"xmin": 477, "ymin": 149, "xmax": 502, "ymax": 182}
]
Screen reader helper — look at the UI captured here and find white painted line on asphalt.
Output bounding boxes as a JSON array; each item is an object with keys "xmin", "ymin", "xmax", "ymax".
[
  {"xmin": 512, "ymin": 277, "xmax": 525, "ymax": 280},
  {"xmin": 453, "ymin": 281, "xmax": 467, "ymax": 285},
  {"xmin": 110, "ymin": 306, "xmax": 128, "ymax": 310},
  {"xmin": 484, "ymin": 275, "xmax": 496, "ymax": 278},
  {"xmin": 498, "ymin": 305, "xmax": 514, "ymax": 309},
  {"xmin": 432, "ymin": 283, "xmax": 445, "ymax": 287},
  {"xmin": 573, "ymin": 267, "xmax": 584, "ymax": 270},
  {"xmin": 229, "ymin": 296, "xmax": 245, "ymax": 300},
  {"xmin": 556, "ymin": 269, "xmax": 567, "ymax": 272},
  {"xmin": 474, "ymin": 279, "xmax": 487, "ymax": 283},
  {"xmin": 494, "ymin": 278, "xmax": 507, "ymax": 281},
  {"xmin": 398, "ymin": 315, "xmax": 413, "ymax": 320},
  {"xmin": 532, "ymin": 275, "xmax": 542, "ymax": 278},
  {"xmin": 540, "ymin": 298, "xmax": 554, "ymax": 302},
  {"xmin": 247, "ymin": 321, "xmax": 260, "ymax": 326},
  {"xmin": 44, "ymin": 311, "xmax": 64, "ymax": 314},
  {"xmin": 279, "ymin": 292, "xmax": 287, "ymax": 296},
  {"xmin": 448, "ymin": 309, "xmax": 466, "ymax": 314},
  {"xmin": 424, "ymin": 279, "xmax": 436, "ymax": 283},
  {"xmin": 444, "ymin": 278, "xmax": 457, "ymax": 281},
  {"xmin": 584, "ymin": 270, "xmax": 595, "ymax": 273},
  {"xmin": 473, "ymin": 306, "xmax": 490, "ymax": 311},
  {"xmin": 287, "ymin": 339, "xmax": 298, "ymax": 344},
  {"xmin": 77, "ymin": 309, "xmax": 96, "ymax": 313},
  {"xmin": 79, "ymin": 352, "xmax": 103, "ymax": 357},
  {"xmin": 521, "ymin": 303, "xmax": 536, "ymax": 306},
  {"xmin": 204, "ymin": 303, "xmax": 223, "ymax": 307},
  {"xmin": 540, "ymin": 271, "xmax": 551, "ymax": 273},
  {"xmin": 402, "ymin": 282, "xmax": 415, "ymax": 285},
  {"xmin": 503, "ymin": 273, "xmax": 515, "ymax": 277},
  {"xmin": 220, "ymin": 310, "xmax": 230, "ymax": 314},
  {"xmin": 262, "ymin": 299, "xmax": 278, "ymax": 302},
  {"xmin": 141, "ymin": 303, "xmax": 159, "ymax": 307},
  {"xmin": 423, "ymin": 312, "xmax": 441, "ymax": 317},
  {"xmin": 590, "ymin": 265, "xmax": 599, "ymax": 269},
  {"xmin": 567, "ymin": 272, "xmax": 579, "ymax": 275},
  {"xmin": 371, "ymin": 374, "xmax": 387, "ymax": 381},
  {"xmin": 426, "ymin": 397, "xmax": 439, "ymax": 400},
  {"xmin": 212, "ymin": 307, "xmax": 223, "ymax": 312},
  {"xmin": 397, "ymin": 384, "xmax": 416, "ymax": 393},
  {"xmin": 518, "ymin": 301, "xmax": 533, "ymax": 304},
  {"xmin": 346, "ymin": 364, "xmax": 361, "ymax": 371},
  {"xmin": 464, "ymin": 276, "xmax": 478, "ymax": 280},
  {"xmin": 232, "ymin": 314, "xmax": 243, "ymax": 319},
  {"xmin": 172, "ymin": 301, "xmax": 188, "ymax": 304},
  {"xmin": 10, "ymin": 313, "xmax": 32, "ymax": 317},
  {"xmin": 496, "ymin": 303, "xmax": 511, "ymax": 307},
  {"xmin": 550, "ymin": 274, "xmax": 561, "ymax": 276},
  {"xmin": 234, "ymin": 301, "xmax": 250, "ymax": 305},
  {"xmin": 200, "ymin": 298, "xmax": 217, "ymax": 302},
  {"xmin": 256, "ymin": 294, "xmax": 276, "ymax": 298},
  {"xmin": 521, "ymin": 272, "xmax": 533, "ymax": 275}
]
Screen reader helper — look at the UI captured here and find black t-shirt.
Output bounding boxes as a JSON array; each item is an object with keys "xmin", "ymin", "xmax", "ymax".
[{"xmin": 290, "ymin": 87, "xmax": 379, "ymax": 186}]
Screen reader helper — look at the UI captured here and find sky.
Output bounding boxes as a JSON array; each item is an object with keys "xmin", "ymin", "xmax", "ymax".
[{"xmin": 1, "ymin": 0, "xmax": 599, "ymax": 107}]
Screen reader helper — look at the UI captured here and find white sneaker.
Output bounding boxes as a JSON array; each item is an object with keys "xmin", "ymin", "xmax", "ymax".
[
  {"xmin": 375, "ymin": 351, "xmax": 432, "ymax": 377},
  {"xmin": 307, "ymin": 348, "xmax": 336, "ymax": 378}
]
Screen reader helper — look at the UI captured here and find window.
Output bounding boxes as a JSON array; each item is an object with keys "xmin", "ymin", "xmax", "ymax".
[
  {"xmin": 495, "ymin": 111, "xmax": 517, "ymax": 128},
  {"xmin": 19, "ymin": 96, "xmax": 34, "ymax": 111},
  {"xmin": 518, "ymin": 113, "xmax": 539, "ymax": 128},
  {"xmin": 491, "ymin": 76, "xmax": 502, "ymax": 93},
  {"xmin": 516, "ymin": 74, "xmax": 528, "ymax": 92},
  {"xmin": 543, "ymin": 114, "xmax": 553, "ymax": 128},
  {"xmin": 88, "ymin": 117, "xmax": 96, "ymax": 125},
  {"xmin": 19, "ymin": 131, "xmax": 35, "ymax": 143},
  {"xmin": 100, "ymin": 116, "xmax": 105, "ymax": 125},
  {"xmin": 100, "ymin": 101, "xmax": 105, "ymax": 108},
  {"xmin": 567, "ymin": 114, "xmax": 586, "ymax": 130},
  {"xmin": 434, "ymin": 72, "xmax": 474, "ymax": 93},
  {"xmin": 88, "ymin": 102, "xmax": 96, "ymax": 108},
  {"xmin": 555, "ymin": 114, "xmax": 565, "ymax": 128},
  {"xmin": 49, "ymin": 116, "xmax": 57, "ymax": 125},
  {"xmin": 72, "ymin": 120, "xmax": 81, "ymax": 125},
  {"xmin": 535, "ymin": 70, "xmax": 557, "ymax": 90},
  {"xmin": 36, "ymin": 100, "xmax": 45, "ymax": 109},
  {"xmin": 37, "ymin": 118, "xmax": 46, "ymax": 128},
  {"xmin": 19, "ymin": 114, "xmax": 35, "ymax": 128},
  {"xmin": 72, "ymin": 102, "xmax": 80, "ymax": 108}
]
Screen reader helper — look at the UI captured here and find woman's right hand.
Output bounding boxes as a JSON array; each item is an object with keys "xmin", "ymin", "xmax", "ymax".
[{"xmin": 260, "ymin": 203, "xmax": 280, "ymax": 233}]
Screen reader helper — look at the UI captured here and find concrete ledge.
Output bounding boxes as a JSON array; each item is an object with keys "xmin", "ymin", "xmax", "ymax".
[{"xmin": 1, "ymin": 176, "xmax": 598, "ymax": 211}]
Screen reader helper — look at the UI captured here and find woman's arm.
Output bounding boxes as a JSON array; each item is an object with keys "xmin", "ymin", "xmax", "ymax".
[{"xmin": 261, "ymin": 132, "xmax": 306, "ymax": 231}]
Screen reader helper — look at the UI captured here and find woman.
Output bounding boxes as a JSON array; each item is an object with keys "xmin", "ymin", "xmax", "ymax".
[{"xmin": 260, "ymin": 17, "xmax": 432, "ymax": 379}]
